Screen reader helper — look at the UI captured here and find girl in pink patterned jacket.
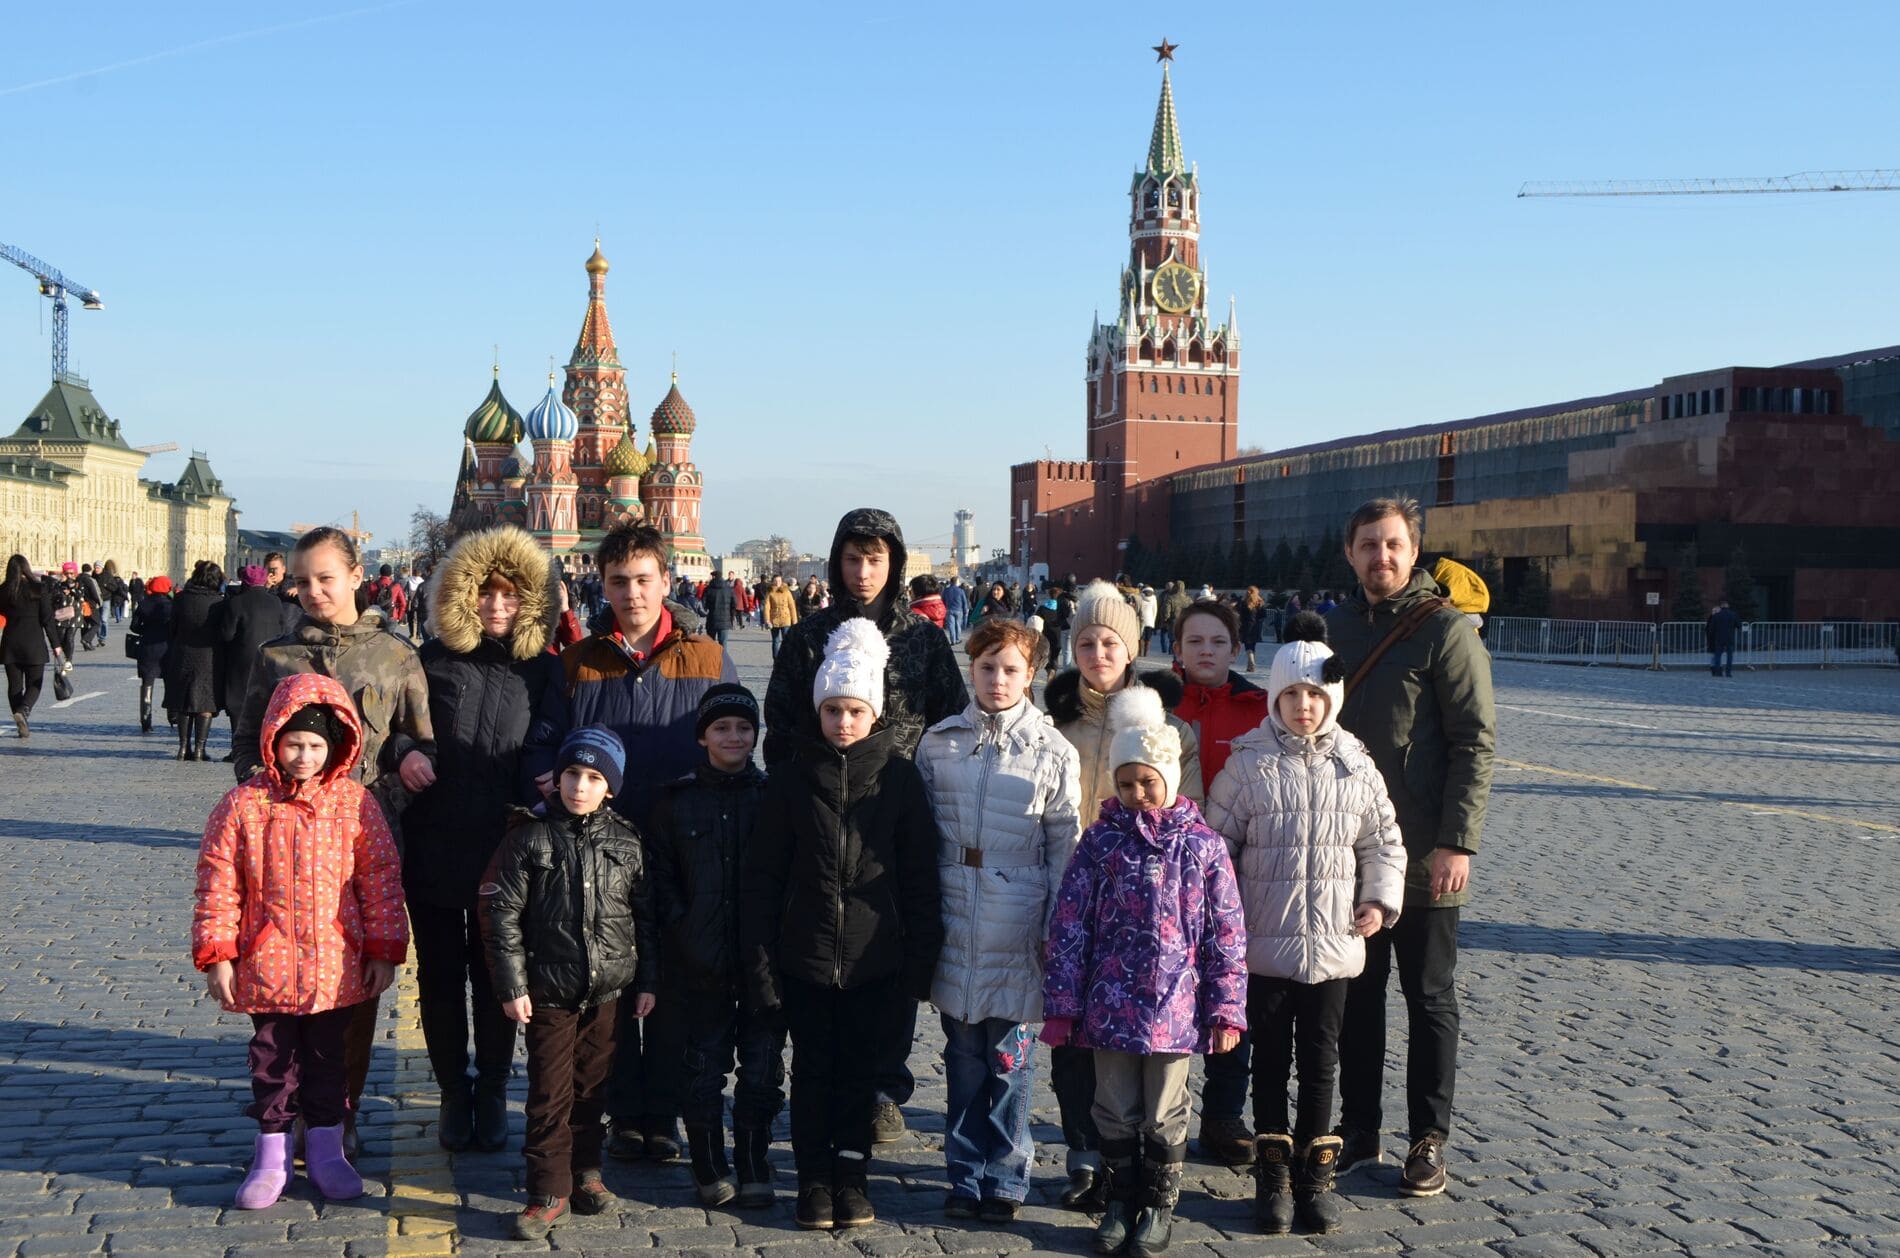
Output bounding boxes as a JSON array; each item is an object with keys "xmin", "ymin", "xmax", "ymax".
[{"xmin": 1042, "ymin": 687, "xmax": 1246, "ymax": 1257}]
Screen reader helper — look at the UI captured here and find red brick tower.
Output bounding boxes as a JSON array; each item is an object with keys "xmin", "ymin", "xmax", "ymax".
[
  {"xmin": 524, "ymin": 373, "xmax": 581, "ymax": 552},
  {"xmin": 640, "ymin": 373, "xmax": 710, "ymax": 578},
  {"xmin": 565, "ymin": 241, "xmax": 628, "ymax": 535}
]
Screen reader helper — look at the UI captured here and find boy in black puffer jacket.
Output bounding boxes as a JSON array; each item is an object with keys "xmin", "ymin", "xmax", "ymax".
[
  {"xmin": 647, "ymin": 684, "xmax": 781, "ymax": 1208},
  {"xmin": 481, "ymin": 727, "xmax": 657, "ymax": 1242},
  {"xmin": 740, "ymin": 620, "xmax": 944, "ymax": 1233}
]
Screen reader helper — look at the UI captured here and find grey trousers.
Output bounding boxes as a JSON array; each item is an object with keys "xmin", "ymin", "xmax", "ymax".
[{"xmin": 1091, "ymin": 1050, "xmax": 1193, "ymax": 1147}]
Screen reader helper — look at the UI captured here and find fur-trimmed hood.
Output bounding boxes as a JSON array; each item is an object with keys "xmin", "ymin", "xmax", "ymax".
[
  {"xmin": 1043, "ymin": 666, "xmax": 1184, "ymax": 725},
  {"xmin": 425, "ymin": 526, "xmax": 556, "ymax": 660}
]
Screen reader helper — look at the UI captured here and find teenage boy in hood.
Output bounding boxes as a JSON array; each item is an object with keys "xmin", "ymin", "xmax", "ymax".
[{"xmin": 761, "ymin": 507, "xmax": 969, "ymax": 1144}]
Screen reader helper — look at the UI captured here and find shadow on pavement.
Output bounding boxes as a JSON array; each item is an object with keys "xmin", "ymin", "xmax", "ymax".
[
  {"xmin": 1465, "ymin": 921, "xmax": 1900, "ymax": 973},
  {"xmin": 0, "ymin": 817, "xmax": 201, "ymax": 847}
]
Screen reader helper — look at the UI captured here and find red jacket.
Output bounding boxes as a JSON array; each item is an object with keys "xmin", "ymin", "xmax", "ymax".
[
  {"xmin": 1174, "ymin": 671, "xmax": 1268, "ymax": 793},
  {"xmin": 910, "ymin": 594, "xmax": 947, "ymax": 629},
  {"xmin": 192, "ymin": 673, "xmax": 408, "ymax": 1013}
]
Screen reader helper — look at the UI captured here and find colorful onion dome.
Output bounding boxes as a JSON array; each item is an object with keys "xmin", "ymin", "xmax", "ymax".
[
  {"xmin": 464, "ymin": 371, "xmax": 524, "ymax": 445},
  {"xmin": 604, "ymin": 428, "xmax": 650, "ymax": 479},
  {"xmin": 524, "ymin": 374, "xmax": 578, "ymax": 442},
  {"xmin": 649, "ymin": 373, "xmax": 697, "ymax": 435},
  {"xmin": 500, "ymin": 444, "xmax": 529, "ymax": 480}
]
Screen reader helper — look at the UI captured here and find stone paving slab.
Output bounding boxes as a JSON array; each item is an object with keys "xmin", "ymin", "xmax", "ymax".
[{"xmin": 1, "ymin": 631, "xmax": 1897, "ymax": 1255}]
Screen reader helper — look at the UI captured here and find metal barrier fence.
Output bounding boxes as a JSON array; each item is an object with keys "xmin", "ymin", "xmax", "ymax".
[{"xmin": 1485, "ymin": 617, "xmax": 1900, "ymax": 669}]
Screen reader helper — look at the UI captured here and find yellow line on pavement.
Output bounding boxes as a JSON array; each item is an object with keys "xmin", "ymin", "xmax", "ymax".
[
  {"xmin": 384, "ymin": 959, "xmax": 458, "ymax": 1255},
  {"xmin": 1498, "ymin": 757, "xmax": 1900, "ymax": 835}
]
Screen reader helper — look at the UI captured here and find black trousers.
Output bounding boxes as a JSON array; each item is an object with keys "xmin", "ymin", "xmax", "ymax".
[
  {"xmin": 5, "ymin": 663, "xmax": 44, "ymax": 716},
  {"xmin": 1248, "ymin": 975, "xmax": 1348, "ymax": 1144},
  {"xmin": 524, "ymin": 998, "xmax": 618, "ymax": 1198},
  {"xmin": 1049, "ymin": 1044, "xmax": 1100, "ymax": 1163},
  {"xmin": 410, "ymin": 900, "xmax": 517, "ymax": 1088},
  {"xmin": 874, "ymin": 996, "xmax": 918, "ymax": 1106},
  {"xmin": 1200, "ymin": 1028, "xmax": 1252, "ymax": 1122},
  {"xmin": 678, "ymin": 987, "xmax": 787, "ymax": 1131},
  {"xmin": 607, "ymin": 983, "xmax": 682, "ymax": 1126},
  {"xmin": 1339, "ymin": 906, "xmax": 1460, "ymax": 1142},
  {"xmin": 781, "ymin": 973, "xmax": 898, "ymax": 1179}
]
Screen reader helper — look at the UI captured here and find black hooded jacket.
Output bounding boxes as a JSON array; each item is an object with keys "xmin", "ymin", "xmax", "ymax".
[
  {"xmin": 761, "ymin": 507, "xmax": 969, "ymax": 766},
  {"xmin": 647, "ymin": 760, "xmax": 768, "ymax": 992},
  {"xmin": 738, "ymin": 726, "xmax": 943, "ymax": 1009},
  {"xmin": 479, "ymin": 800, "xmax": 658, "ymax": 1012}
]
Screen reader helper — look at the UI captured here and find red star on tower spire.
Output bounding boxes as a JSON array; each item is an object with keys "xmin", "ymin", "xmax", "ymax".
[{"xmin": 1152, "ymin": 38, "xmax": 1178, "ymax": 62}]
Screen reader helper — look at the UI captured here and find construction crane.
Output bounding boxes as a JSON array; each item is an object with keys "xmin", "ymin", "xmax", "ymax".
[
  {"xmin": 1519, "ymin": 169, "xmax": 1900, "ymax": 198},
  {"xmin": 0, "ymin": 241, "xmax": 104, "ymax": 381},
  {"xmin": 289, "ymin": 511, "xmax": 374, "ymax": 546},
  {"xmin": 133, "ymin": 442, "xmax": 177, "ymax": 455}
]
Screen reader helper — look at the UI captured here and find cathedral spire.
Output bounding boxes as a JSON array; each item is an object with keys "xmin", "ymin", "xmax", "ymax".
[{"xmin": 1147, "ymin": 63, "xmax": 1184, "ymax": 178}]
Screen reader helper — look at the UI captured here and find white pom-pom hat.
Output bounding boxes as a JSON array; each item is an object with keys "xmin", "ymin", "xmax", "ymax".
[
  {"xmin": 1107, "ymin": 686, "xmax": 1182, "ymax": 808},
  {"xmin": 813, "ymin": 617, "xmax": 891, "ymax": 718}
]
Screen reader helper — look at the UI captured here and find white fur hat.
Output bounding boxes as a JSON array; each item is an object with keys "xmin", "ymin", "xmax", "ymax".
[
  {"xmin": 813, "ymin": 617, "xmax": 890, "ymax": 718},
  {"xmin": 1268, "ymin": 611, "xmax": 1345, "ymax": 737},
  {"xmin": 1107, "ymin": 686, "xmax": 1182, "ymax": 808}
]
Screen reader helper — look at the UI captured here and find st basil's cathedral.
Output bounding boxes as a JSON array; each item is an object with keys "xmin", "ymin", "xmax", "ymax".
[{"xmin": 448, "ymin": 242, "xmax": 710, "ymax": 577}]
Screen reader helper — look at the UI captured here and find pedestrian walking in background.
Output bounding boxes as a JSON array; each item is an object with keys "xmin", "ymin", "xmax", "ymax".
[
  {"xmin": 405, "ymin": 526, "xmax": 564, "ymax": 1153},
  {"xmin": 764, "ymin": 575, "xmax": 799, "ymax": 658},
  {"xmin": 1204, "ymin": 613, "xmax": 1406, "ymax": 1235},
  {"xmin": 218, "ymin": 567, "xmax": 283, "ymax": 761},
  {"xmin": 192, "ymin": 673, "xmax": 407, "ymax": 1212},
  {"xmin": 481, "ymin": 726, "xmax": 658, "ymax": 1240},
  {"xmin": 918, "ymin": 618, "xmax": 1081, "ymax": 1223},
  {"xmin": 1706, "ymin": 600, "xmax": 1742, "ymax": 677},
  {"xmin": 127, "ymin": 574, "xmax": 175, "ymax": 734},
  {"xmin": 232, "ymin": 526, "xmax": 435, "ymax": 1157},
  {"xmin": 0, "ymin": 554, "xmax": 60, "ymax": 740},
  {"xmin": 908, "ymin": 573, "xmax": 948, "ymax": 631},
  {"xmin": 1042, "ymin": 687, "xmax": 1247, "ymax": 1258},
  {"xmin": 941, "ymin": 576, "xmax": 968, "ymax": 642},
  {"xmin": 166, "ymin": 562, "xmax": 227, "ymax": 762},
  {"xmin": 1238, "ymin": 587, "xmax": 1268, "ymax": 671},
  {"xmin": 1326, "ymin": 497, "xmax": 1495, "ymax": 1198},
  {"xmin": 1139, "ymin": 586, "xmax": 1159, "ymax": 656}
]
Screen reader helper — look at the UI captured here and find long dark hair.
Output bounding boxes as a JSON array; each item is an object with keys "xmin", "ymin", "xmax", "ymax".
[
  {"xmin": 191, "ymin": 562, "xmax": 225, "ymax": 592},
  {"xmin": 3, "ymin": 554, "xmax": 34, "ymax": 601}
]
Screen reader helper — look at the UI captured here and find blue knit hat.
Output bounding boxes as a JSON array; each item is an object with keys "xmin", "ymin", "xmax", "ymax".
[{"xmin": 557, "ymin": 725, "xmax": 625, "ymax": 797}]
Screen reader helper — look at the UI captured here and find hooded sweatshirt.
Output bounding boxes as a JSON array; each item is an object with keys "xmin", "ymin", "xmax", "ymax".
[
  {"xmin": 192, "ymin": 673, "xmax": 408, "ymax": 1014},
  {"xmin": 761, "ymin": 507, "xmax": 969, "ymax": 766}
]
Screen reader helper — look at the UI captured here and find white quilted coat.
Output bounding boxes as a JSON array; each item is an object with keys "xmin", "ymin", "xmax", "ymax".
[
  {"xmin": 918, "ymin": 698, "xmax": 1083, "ymax": 1024},
  {"xmin": 1203, "ymin": 717, "xmax": 1407, "ymax": 984}
]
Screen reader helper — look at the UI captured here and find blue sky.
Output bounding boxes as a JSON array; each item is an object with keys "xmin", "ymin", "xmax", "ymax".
[{"xmin": 4, "ymin": 2, "xmax": 1898, "ymax": 560}]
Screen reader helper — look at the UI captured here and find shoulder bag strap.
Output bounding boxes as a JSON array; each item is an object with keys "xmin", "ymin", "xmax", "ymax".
[{"xmin": 1344, "ymin": 596, "xmax": 1449, "ymax": 697}]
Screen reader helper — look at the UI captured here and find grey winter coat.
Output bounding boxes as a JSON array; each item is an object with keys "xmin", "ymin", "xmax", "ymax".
[
  {"xmin": 1203, "ymin": 716, "xmax": 1407, "ymax": 985},
  {"xmin": 918, "ymin": 699, "xmax": 1083, "ymax": 1024}
]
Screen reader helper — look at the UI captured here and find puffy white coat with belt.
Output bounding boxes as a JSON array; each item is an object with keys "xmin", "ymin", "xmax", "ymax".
[
  {"xmin": 1203, "ymin": 716, "xmax": 1407, "ymax": 984},
  {"xmin": 918, "ymin": 698, "xmax": 1083, "ymax": 1024}
]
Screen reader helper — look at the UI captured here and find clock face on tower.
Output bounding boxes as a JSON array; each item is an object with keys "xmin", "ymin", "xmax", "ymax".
[{"xmin": 1151, "ymin": 261, "xmax": 1201, "ymax": 314}]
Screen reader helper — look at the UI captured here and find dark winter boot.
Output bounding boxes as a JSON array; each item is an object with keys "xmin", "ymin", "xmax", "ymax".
[
  {"xmin": 1093, "ymin": 1138, "xmax": 1140, "ymax": 1255},
  {"xmin": 470, "ymin": 1000, "xmax": 517, "ymax": 1150},
  {"xmin": 687, "ymin": 1126, "xmax": 737, "ymax": 1205},
  {"xmin": 193, "ymin": 713, "xmax": 215, "ymax": 760},
  {"xmin": 175, "ymin": 718, "xmax": 191, "ymax": 760},
  {"xmin": 472, "ymin": 1077, "xmax": 509, "ymax": 1152},
  {"xmin": 733, "ymin": 1126, "xmax": 775, "ymax": 1208},
  {"xmin": 437, "ymin": 1078, "xmax": 474, "ymax": 1152},
  {"xmin": 1129, "ymin": 1139, "xmax": 1186, "ymax": 1258},
  {"xmin": 1293, "ymin": 1135, "xmax": 1345, "ymax": 1234},
  {"xmin": 138, "ymin": 684, "xmax": 153, "ymax": 733},
  {"xmin": 1253, "ymin": 1133, "xmax": 1295, "ymax": 1233}
]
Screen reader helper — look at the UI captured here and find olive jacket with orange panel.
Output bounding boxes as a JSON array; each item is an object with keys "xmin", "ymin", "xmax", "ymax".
[
  {"xmin": 523, "ymin": 612, "xmax": 739, "ymax": 825},
  {"xmin": 192, "ymin": 672, "xmax": 409, "ymax": 1014}
]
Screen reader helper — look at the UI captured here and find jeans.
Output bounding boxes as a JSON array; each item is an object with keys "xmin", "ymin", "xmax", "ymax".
[
  {"xmin": 781, "ymin": 973, "xmax": 898, "ymax": 1179},
  {"xmin": 770, "ymin": 627, "xmax": 788, "ymax": 658},
  {"xmin": 1710, "ymin": 648, "xmax": 1734, "ymax": 676},
  {"xmin": 247, "ymin": 1005, "xmax": 354, "ymax": 1133},
  {"xmin": 409, "ymin": 901, "xmax": 517, "ymax": 1088},
  {"xmin": 1339, "ymin": 906, "xmax": 1460, "ymax": 1142},
  {"xmin": 607, "ymin": 985, "xmax": 682, "ymax": 1127},
  {"xmin": 1248, "ymin": 975, "xmax": 1347, "ymax": 1143},
  {"xmin": 524, "ymin": 998, "xmax": 618, "ymax": 1197},
  {"xmin": 678, "ymin": 988, "xmax": 787, "ymax": 1131},
  {"xmin": 712, "ymin": 627, "xmax": 730, "ymax": 647},
  {"xmin": 941, "ymin": 1015, "xmax": 1036, "ymax": 1202},
  {"xmin": 1050, "ymin": 1044, "xmax": 1100, "ymax": 1170},
  {"xmin": 1092, "ymin": 1050, "xmax": 1192, "ymax": 1147},
  {"xmin": 1200, "ymin": 1028, "xmax": 1252, "ymax": 1122},
  {"xmin": 944, "ymin": 612, "xmax": 964, "ymax": 642}
]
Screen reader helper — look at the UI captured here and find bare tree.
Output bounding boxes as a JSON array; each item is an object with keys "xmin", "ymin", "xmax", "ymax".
[{"xmin": 410, "ymin": 505, "xmax": 458, "ymax": 568}]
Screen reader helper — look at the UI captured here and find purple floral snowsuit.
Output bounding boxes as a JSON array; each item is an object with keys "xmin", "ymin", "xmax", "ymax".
[{"xmin": 1043, "ymin": 796, "xmax": 1248, "ymax": 1054}]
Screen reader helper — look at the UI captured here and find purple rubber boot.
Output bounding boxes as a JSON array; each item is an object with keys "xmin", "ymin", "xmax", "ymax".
[
  {"xmin": 235, "ymin": 1132, "xmax": 291, "ymax": 1209},
  {"xmin": 304, "ymin": 1123, "xmax": 364, "ymax": 1199}
]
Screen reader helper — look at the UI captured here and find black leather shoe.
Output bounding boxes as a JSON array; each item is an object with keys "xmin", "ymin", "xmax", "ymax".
[
  {"xmin": 605, "ymin": 1121, "xmax": 645, "ymax": 1161},
  {"xmin": 1060, "ymin": 1165, "xmax": 1104, "ymax": 1211},
  {"xmin": 1334, "ymin": 1124, "xmax": 1382, "ymax": 1174},
  {"xmin": 1400, "ymin": 1134, "xmax": 1447, "ymax": 1197},
  {"xmin": 944, "ymin": 1193, "xmax": 980, "ymax": 1218},
  {"xmin": 978, "ymin": 1197, "xmax": 1019, "ymax": 1223},
  {"xmin": 795, "ymin": 1182, "xmax": 834, "ymax": 1230},
  {"xmin": 643, "ymin": 1116, "xmax": 682, "ymax": 1162}
]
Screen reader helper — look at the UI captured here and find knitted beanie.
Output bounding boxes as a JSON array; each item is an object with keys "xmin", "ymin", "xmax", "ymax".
[
  {"xmin": 557, "ymin": 725, "xmax": 626, "ymax": 797},
  {"xmin": 696, "ymin": 682, "xmax": 760, "ymax": 739},
  {"xmin": 1073, "ymin": 579, "xmax": 1141, "ymax": 657},
  {"xmin": 276, "ymin": 702, "xmax": 344, "ymax": 748},
  {"xmin": 813, "ymin": 618, "xmax": 890, "ymax": 717},
  {"xmin": 1106, "ymin": 686, "xmax": 1182, "ymax": 808},
  {"xmin": 1267, "ymin": 611, "xmax": 1346, "ymax": 737}
]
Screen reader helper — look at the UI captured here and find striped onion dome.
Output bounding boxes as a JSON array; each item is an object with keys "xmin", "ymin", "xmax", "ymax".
[
  {"xmin": 649, "ymin": 374, "xmax": 697, "ymax": 435},
  {"xmin": 500, "ymin": 443, "xmax": 530, "ymax": 480},
  {"xmin": 523, "ymin": 375, "xmax": 578, "ymax": 442},
  {"xmin": 604, "ymin": 428, "xmax": 650, "ymax": 479},
  {"xmin": 464, "ymin": 373, "xmax": 524, "ymax": 444}
]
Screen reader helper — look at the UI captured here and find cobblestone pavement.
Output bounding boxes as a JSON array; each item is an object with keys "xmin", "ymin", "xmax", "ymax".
[{"xmin": 2, "ymin": 630, "xmax": 1897, "ymax": 1256}]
